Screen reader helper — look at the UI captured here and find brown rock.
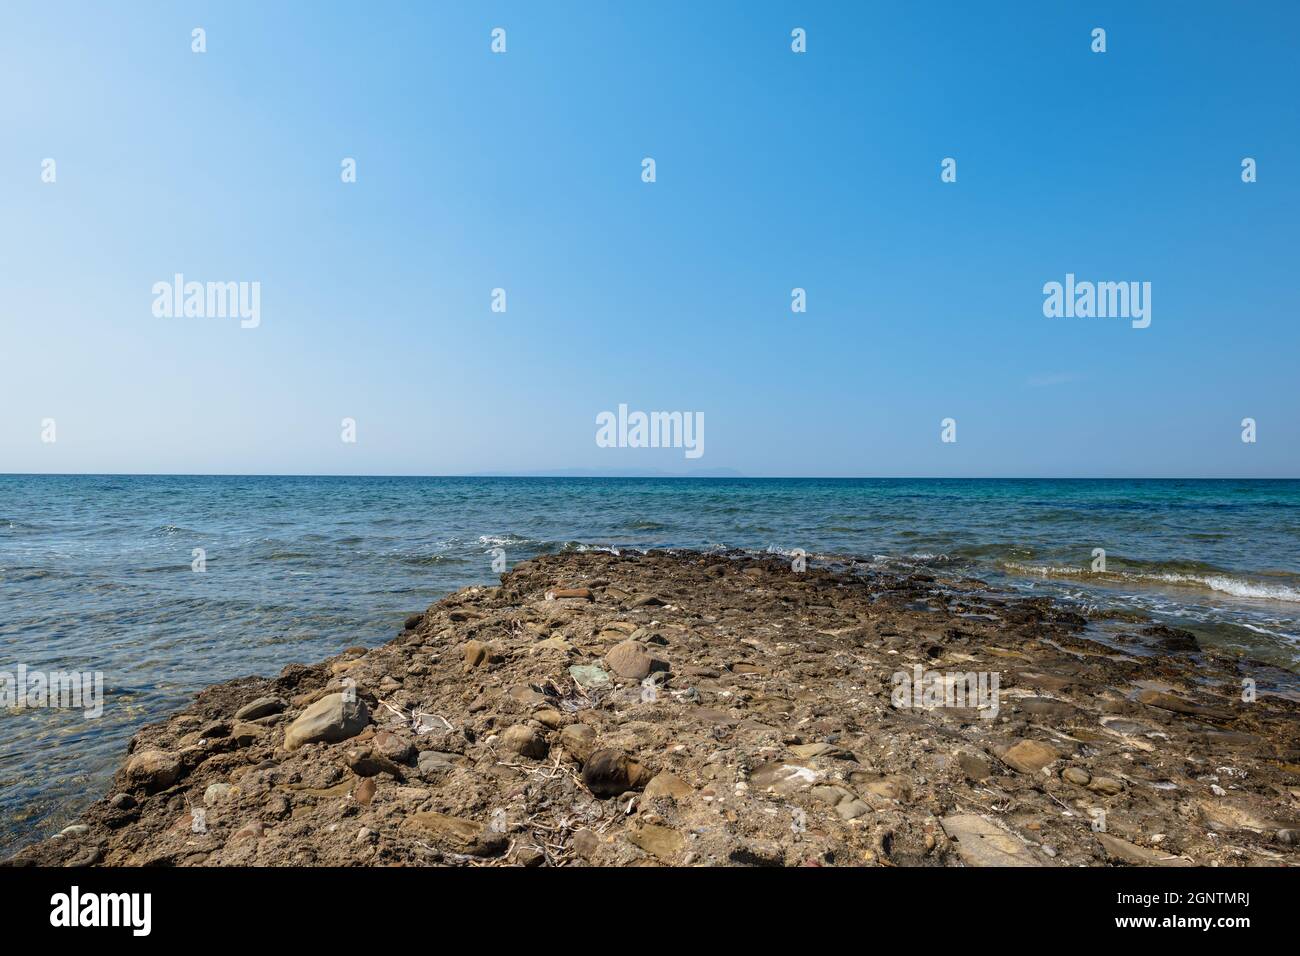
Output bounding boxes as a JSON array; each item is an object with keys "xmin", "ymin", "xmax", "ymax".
[
  {"xmin": 1136, "ymin": 689, "xmax": 1234, "ymax": 722},
  {"xmin": 1000, "ymin": 739, "xmax": 1059, "ymax": 775},
  {"xmin": 230, "ymin": 820, "xmax": 265, "ymax": 844},
  {"xmin": 125, "ymin": 749, "xmax": 181, "ymax": 793},
  {"xmin": 234, "ymin": 696, "xmax": 286, "ymax": 721},
  {"xmin": 344, "ymin": 747, "xmax": 403, "ymax": 778},
  {"xmin": 582, "ymin": 749, "xmax": 650, "ymax": 797},
  {"xmin": 560, "ymin": 724, "xmax": 596, "ymax": 764},
  {"xmin": 374, "ymin": 730, "xmax": 415, "ymax": 764},
  {"xmin": 941, "ymin": 814, "xmax": 1046, "ymax": 867},
  {"xmin": 1096, "ymin": 833, "xmax": 1192, "ymax": 867},
  {"xmin": 572, "ymin": 828, "xmax": 601, "ymax": 860},
  {"xmin": 500, "ymin": 725, "xmax": 548, "ymax": 759},
  {"xmin": 957, "ymin": 752, "xmax": 994, "ymax": 782},
  {"xmin": 644, "ymin": 773, "xmax": 693, "ymax": 800},
  {"xmin": 1088, "ymin": 776, "xmax": 1124, "ymax": 796},
  {"xmin": 533, "ymin": 708, "xmax": 565, "ymax": 730},
  {"xmin": 463, "ymin": 640, "xmax": 490, "ymax": 669},
  {"xmin": 629, "ymin": 823, "xmax": 685, "ymax": 862},
  {"xmin": 605, "ymin": 640, "xmax": 657, "ymax": 681},
  {"xmin": 402, "ymin": 812, "xmax": 507, "ymax": 856},
  {"xmin": 1062, "ymin": 767, "xmax": 1091, "ymax": 786},
  {"xmin": 230, "ymin": 721, "xmax": 266, "ymax": 747},
  {"xmin": 282, "ymin": 693, "xmax": 370, "ymax": 751}
]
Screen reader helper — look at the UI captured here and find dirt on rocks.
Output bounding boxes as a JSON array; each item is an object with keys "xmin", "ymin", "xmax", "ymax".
[{"xmin": 9, "ymin": 550, "xmax": 1300, "ymax": 867}]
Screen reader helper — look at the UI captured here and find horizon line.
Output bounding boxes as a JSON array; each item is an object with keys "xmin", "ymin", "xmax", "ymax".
[{"xmin": 3, "ymin": 473, "xmax": 1298, "ymax": 481}]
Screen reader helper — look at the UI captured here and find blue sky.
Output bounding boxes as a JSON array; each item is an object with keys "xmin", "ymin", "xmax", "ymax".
[{"xmin": 2, "ymin": 1, "xmax": 1297, "ymax": 477}]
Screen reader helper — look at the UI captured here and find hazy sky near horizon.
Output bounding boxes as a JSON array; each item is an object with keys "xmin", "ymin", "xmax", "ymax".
[{"xmin": 2, "ymin": 1, "xmax": 1297, "ymax": 478}]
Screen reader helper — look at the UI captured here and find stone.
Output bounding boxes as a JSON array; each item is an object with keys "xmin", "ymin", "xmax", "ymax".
[
  {"xmin": 572, "ymin": 828, "xmax": 601, "ymax": 859},
  {"xmin": 533, "ymin": 708, "xmax": 564, "ymax": 729},
  {"xmin": 957, "ymin": 752, "xmax": 994, "ymax": 781},
  {"xmin": 417, "ymin": 751, "xmax": 463, "ymax": 777},
  {"xmin": 788, "ymin": 742, "xmax": 836, "ymax": 759},
  {"xmin": 1196, "ymin": 797, "xmax": 1277, "ymax": 833},
  {"xmin": 546, "ymin": 587, "xmax": 592, "ymax": 601},
  {"xmin": 941, "ymin": 814, "xmax": 1046, "ymax": 867},
  {"xmin": 354, "ymin": 777, "xmax": 377, "ymax": 806},
  {"xmin": 501, "ymin": 725, "xmax": 548, "ymax": 759},
  {"xmin": 1088, "ymin": 776, "xmax": 1123, "ymax": 796},
  {"xmin": 582, "ymin": 749, "xmax": 650, "ymax": 797},
  {"xmin": 1062, "ymin": 767, "xmax": 1091, "ymax": 786},
  {"xmin": 282, "ymin": 693, "xmax": 370, "ymax": 751},
  {"xmin": 125, "ymin": 749, "xmax": 181, "ymax": 793},
  {"xmin": 108, "ymin": 793, "xmax": 136, "ymax": 811},
  {"xmin": 344, "ymin": 746, "xmax": 403, "ymax": 778},
  {"xmin": 1140, "ymin": 624, "xmax": 1199, "ymax": 651},
  {"xmin": 811, "ymin": 784, "xmax": 852, "ymax": 806},
  {"xmin": 230, "ymin": 820, "xmax": 264, "ymax": 844},
  {"xmin": 508, "ymin": 685, "xmax": 547, "ymax": 707},
  {"xmin": 197, "ymin": 720, "xmax": 231, "ymax": 739},
  {"xmin": 749, "ymin": 761, "xmax": 819, "ymax": 796},
  {"xmin": 532, "ymin": 637, "xmax": 573, "ymax": 654},
  {"xmin": 1096, "ymin": 833, "xmax": 1192, "ymax": 866},
  {"xmin": 374, "ymin": 730, "xmax": 415, "ymax": 764},
  {"xmin": 65, "ymin": 847, "xmax": 102, "ymax": 867},
  {"xmin": 234, "ymin": 696, "xmax": 286, "ymax": 721},
  {"xmin": 861, "ymin": 776, "xmax": 910, "ymax": 802},
  {"xmin": 629, "ymin": 823, "xmax": 684, "ymax": 862},
  {"xmin": 463, "ymin": 640, "xmax": 490, "ymax": 669},
  {"xmin": 402, "ymin": 812, "xmax": 507, "ymax": 857},
  {"xmin": 835, "ymin": 799, "xmax": 871, "ymax": 821},
  {"xmin": 203, "ymin": 783, "xmax": 236, "ymax": 806},
  {"xmin": 230, "ymin": 721, "xmax": 267, "ymax": 747},
  {"xmin": 605, "ymin": 640, "xmax": 658, "ymax": 681},
  {"xmin": 1000, "ymin": 739, "xmax": 1059, "ymax": 775},
  {"xmin": 644, "ymin": 773, "xmax": 693, "ymax": 800},
  {"xmin": 560, "ymin": 724, "xmax": 596, "ymax": 764},
  {"xmin": 1136, "ymin": 689, "xmax": 1233, "ymax": 722}
]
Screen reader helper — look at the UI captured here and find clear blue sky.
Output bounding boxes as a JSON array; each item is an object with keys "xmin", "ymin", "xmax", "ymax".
[{"xmin": 2, "ymin": 1, "xmax": 1297, "ymax": 477}]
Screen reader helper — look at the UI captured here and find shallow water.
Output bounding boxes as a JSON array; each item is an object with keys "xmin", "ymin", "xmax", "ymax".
[{"xmin": 2, "ymin": 475, "xmax": 1298, "ymax": 852}]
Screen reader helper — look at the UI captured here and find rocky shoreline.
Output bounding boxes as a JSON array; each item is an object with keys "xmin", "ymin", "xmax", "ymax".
[{"xmin": 9, "ymin": 550, "xmax": 1300, "ymax": 867}]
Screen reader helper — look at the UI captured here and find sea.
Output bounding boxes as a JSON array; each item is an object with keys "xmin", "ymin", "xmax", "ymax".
[{"xmin": 2, "ymin": 475, "xmax": 1298, "ymax": 853}]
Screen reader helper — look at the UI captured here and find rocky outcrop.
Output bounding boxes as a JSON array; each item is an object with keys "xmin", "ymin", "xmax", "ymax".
[{"xmin": 8, "ymin": 550, "xmax": 1300, "ymax": 867}]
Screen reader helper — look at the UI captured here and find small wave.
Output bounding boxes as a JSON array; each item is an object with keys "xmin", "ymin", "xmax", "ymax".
[
  {"xmin": 477, "ymin": 534, "xmax": 537, "ymax": 547},
  {"xmin": 1002, "ymin": 561, "xmax": 1300, "ymax": 603},
  {"xmin": 0, "ymin": 519, "xmax": 49, "ymax": 533},
  {"xmin": 400, "ymin": 554, "xmax": 467, "ymax": 567},
  {"xmin": 153, "ymin": 524, "xmax": 203, "ymax": 536},
  {"xmin": 567, "ymin": 542, "xmax": 630, "ymax": 555}
]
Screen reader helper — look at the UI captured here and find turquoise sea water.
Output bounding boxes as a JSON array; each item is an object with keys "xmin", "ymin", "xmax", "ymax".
[{"xmin": 2, "ymin": 475, "xmax": 1299, "ymax": 852}]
